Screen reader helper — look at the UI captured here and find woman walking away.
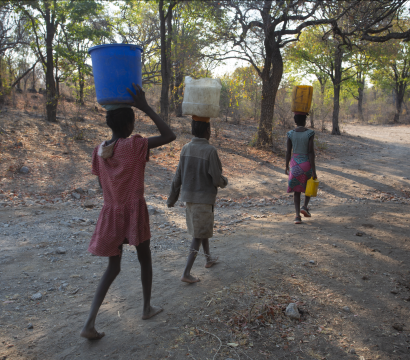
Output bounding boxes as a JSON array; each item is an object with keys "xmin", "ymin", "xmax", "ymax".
[
  {"xmin": 80, "ymin": 84, "xmax": 176, "ymax": 340},
  {"xmin": 285, "ymin": 114, "xmax": 317, "ymax": 224}
]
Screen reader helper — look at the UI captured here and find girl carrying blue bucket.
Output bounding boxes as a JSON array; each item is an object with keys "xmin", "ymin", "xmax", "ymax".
[{"xmin": 80, "ymin": 84, "xmax": 176, "ymax": 340}]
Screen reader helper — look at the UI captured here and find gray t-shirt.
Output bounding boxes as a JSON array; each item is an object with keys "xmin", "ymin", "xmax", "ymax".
[
  {"xmin": 287, "ymin": 129, "xmax": 315, "ymax": 154},
  {"xmin": 167, "ymin": 138, "xmax": 228, "ymax": 206}
]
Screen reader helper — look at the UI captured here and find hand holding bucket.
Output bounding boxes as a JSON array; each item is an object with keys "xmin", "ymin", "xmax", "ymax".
[{"xmin": 126, "ymin": 83, "xmax": 150, "ymax": 112}]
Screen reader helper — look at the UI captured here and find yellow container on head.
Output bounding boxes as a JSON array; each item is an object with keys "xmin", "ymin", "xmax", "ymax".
[
  {"xmin": 305, "ymin": 177, "xmax": 319, "ymax": 197},
  {"xmin": 291, "ymin": 85, "xmax": 313, "ymax": 114}
]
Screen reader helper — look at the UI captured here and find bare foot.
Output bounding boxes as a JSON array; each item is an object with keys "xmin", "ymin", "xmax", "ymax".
[
  {"xmin": 80, "ymin": 327, "xmax": 105, "ymax": 340},
  {"xmin": 142, "ymin": 306, "xmax": 163, "ymax": 320},
  {"xmin": 205, "ymin": 256, "xmax": 218, "ymax": 268},
  {"xmin": 181, "ymin": 274, "xmax": 200, "ymax": 283}
]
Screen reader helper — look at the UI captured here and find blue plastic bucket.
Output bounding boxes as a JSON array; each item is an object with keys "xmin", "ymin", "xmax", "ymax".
[{"xmin": 88, "ymin": 44, "xmax": 143, "ymax": 105}]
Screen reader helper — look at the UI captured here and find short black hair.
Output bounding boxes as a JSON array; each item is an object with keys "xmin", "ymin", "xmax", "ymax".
[
  {"xmin": 294, "ymin": 114, "xmax": 307, "ymax": 127},
  {"xmin": 191, "ymin": 120, "xmax": 210, "ymax": 138},
  {"xmin": 106, "ymin": 107, "xmax": 135, "ymax": 133}
]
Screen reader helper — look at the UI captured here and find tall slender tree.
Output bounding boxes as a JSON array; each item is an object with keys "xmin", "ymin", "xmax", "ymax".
[
  {"xmin": 159, "ymin": 0, "xmax": 177, "ymax": 125},
  {"xmin": 16, "ymin": 0, "xmax": 103, "ymax": 122}
]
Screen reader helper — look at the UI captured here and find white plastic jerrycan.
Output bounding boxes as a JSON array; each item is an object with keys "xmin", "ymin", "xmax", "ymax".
[{"xmin": 182, "ymin": 76, "xmax": 222, "ymax": 118}]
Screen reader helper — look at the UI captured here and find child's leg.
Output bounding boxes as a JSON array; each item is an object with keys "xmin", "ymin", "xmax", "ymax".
[
  {"xmin": 301, "ymin": 195, "xmax": 311, "ymax": 217},
  {"xmin": 136, "ymin": 239, "xmax": 163, "ymax": 320},
  {"xmin": 304, "ymin": 195, "xmax": 311, "ymax": 208},
  {"xmin": 294, "ymin": 192, "xmax": 301, "ymax": 217},
  {"xmin": 81, "ymin": 254, "xmax": 122, "ymax": 339},
  {"xmin": 202, "ymin": 238, "xmax": 218, "ymax": 268},
  {"xmin": 181, "ymin": 238, "xmax": 202, "ymax": 283}
]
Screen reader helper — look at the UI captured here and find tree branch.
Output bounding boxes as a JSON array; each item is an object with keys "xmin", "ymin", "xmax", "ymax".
[{"xmin": 11, "ymin": 60, "xmax": 39, "ymax": 88}]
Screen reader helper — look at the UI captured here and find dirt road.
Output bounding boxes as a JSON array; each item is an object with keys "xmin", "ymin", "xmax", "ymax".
[{"xmin": 1, "ymin": 117, "xmax": 409, "ymax": 360}]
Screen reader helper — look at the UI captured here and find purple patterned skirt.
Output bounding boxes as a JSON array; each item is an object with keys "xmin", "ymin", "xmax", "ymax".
[{"xmin": 287, "ymin": 154, "xmax": 312, "ymax": 193}]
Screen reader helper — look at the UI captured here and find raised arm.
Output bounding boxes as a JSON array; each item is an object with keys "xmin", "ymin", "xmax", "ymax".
[{"xmin": 127, "ymin": 83, "xmax": 176, "ymax": 149}]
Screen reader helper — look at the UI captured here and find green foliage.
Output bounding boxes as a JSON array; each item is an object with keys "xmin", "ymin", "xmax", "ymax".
[
  {"xmin": 55, "ymin": 1, "xmax": 109, "ymax": 103},
  {"xmin": 370, "ymin": 40, "xmax": 410, "ymax": 92}
]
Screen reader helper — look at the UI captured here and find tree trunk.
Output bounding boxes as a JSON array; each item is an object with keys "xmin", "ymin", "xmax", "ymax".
[
  {"xmin": 8, "ymin": 57, "xmax": 14, "ymax": 87},
  {"xmin": 254, "ymin": 88, "xmax": 259, "ymax": 119},
  {"xmin": 174, "ymin": 21, "xmax": 184, "ymax": 117},
  {"xmin": 257, "ymin": 44, "xmax": 283, "ymax": 147},
  {"xmin": 78, "ymin": 66, "xmax": 85, "ymax": 105},
  {"xmin": 159, "ymin": 0, "xmax": 174, "ymax": 125},
  {"xmin": 174, "ymin": 68, "xmax": 183, "ymax": 117},
  {"xmin": 45, "ymin": 4, "xmax": 57, "ymax": 122},
  {"xmin": 168, "ymin": 7, "xmax": 174, "ymax": 114},
  {"xmin": 0, "ymin": 55, "xmax": 3, "ymax": 104},
  {"xmin": 310, "ymin": 109, "xmax": 315, "ymax": 128},
  {"xmin": 331, "ymin": 48, "xmax": 342, "ymax": 135},
  {"xmin": 393, "ymin": 83, "xmax": 405, "ymax": 123},
  {"xmin": 319, "ymin": 80, "xmax": 326, "ymax": 131},
  {"xmin": 31, "ymin": 64, "xmax": 36, "ymax": 90},
  {"xmin": 357, "ymin": 72, "xmax": 364, "ymax": 122}
]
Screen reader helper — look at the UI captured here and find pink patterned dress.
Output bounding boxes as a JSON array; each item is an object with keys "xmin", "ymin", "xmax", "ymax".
[
  {"xmin": 88, "ymin": 134, "xmax": 151, "ymax": 257},
  {"xmin": 287, "ymin": 129, "xmax": 314, "ymax": 193}
]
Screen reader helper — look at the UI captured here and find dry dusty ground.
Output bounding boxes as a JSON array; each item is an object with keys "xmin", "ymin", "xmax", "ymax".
[{"xmin": 0, "ymin": 96, "xmax": 410, "ymax": 360}]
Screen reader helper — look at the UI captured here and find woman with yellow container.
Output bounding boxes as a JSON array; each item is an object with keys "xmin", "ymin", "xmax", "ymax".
[{"xmin": 285, "ymin": 85, "xmax": 318, "ymax": 224}]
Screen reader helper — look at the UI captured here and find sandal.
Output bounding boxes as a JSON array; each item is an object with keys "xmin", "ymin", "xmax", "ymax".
[
  {"xmin": 300, "ymin": 206, "xmax": 311, "ymax": 217},
  {"xmin": 294, "ymin": 216, "xmax": 302, "ymax": 224}
]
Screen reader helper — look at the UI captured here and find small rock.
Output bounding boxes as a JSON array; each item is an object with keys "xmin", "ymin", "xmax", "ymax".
[
  {"xmin": 362, "ymin": 276, "xmax": 370, "ymax": 280},
  {"xmin": 342, "ymin": 306, "xmax": 351, "ymax": 313},
  {"xmin": 75, "ymin": 187, "xmax": 85, "ymax": 194},
  {"xmin": 355, "ymin": 232, "xmax": 364, "ymax": 236},
  {"xmin": 349, "ymin": 348, "xmax": 356, "ymax": 354},
  {"xmin": 71, "ymin": 192, "xmax": 81, "ymax": 200},
  {"xmin": 27, "ymin": 323, "xmax": 33, "ymax": 329},
  {"xmin": 261, "ymin": 181, "xmax": 268, "ymax": 184},
  {"xmin": 84, "ymin": 199, "xmax": 96, "ymax": 208},
  {"xmin": 56, "ymin": 247, "xmax": 66, "ymax": 254},
  {"xmin": 31, "ymin": 292, "xmax": 42, "ymax": 301},
  {"xmin": 15, "ymin": 141, "xmax": 23, "ymax": 147},
  {"xmin": 47, "ymin": 287, "xmax": 55, "ymax": 291},
  {"xmin": 309, "ymin": 260, "xmax": 315, "ymax": 264},
  {"xmin": 147, "ymin": 205, "xmax": 158, "ymax": 215},
  {"xmin": 391, "ymin": 289, "xmax": 398, "ymax": 295},
  {"xmin": 285, "ymin": 303, "xmax": 300, "ymax": 320},
  {"xmin": 58, "ymin": 283, "xmax": 68, "ymax": 291},
  {"xmin": 87, "ymin": 189, "xmax": 97, "ymax": 196},
  {"xmin": 19, "ymin": 166, "xmax": 29, "ymax": 174},
  {"xmin": 392, "ymin": 323, "xmax": 403, "ymax": 331}
]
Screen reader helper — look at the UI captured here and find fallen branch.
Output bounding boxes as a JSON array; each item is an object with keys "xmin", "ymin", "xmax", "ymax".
[{"xmin": 197, "ymin": 328, "xmax": 222, "ymax": 360}]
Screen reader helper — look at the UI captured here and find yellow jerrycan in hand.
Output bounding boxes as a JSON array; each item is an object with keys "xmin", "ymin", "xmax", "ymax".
[
  {"xmin": 305, "ymin": 177, "xmax": 319, "ymax": 197},
  {"xmin": 291, "ymin": 85, "xmax": 313, "ymax": 113}
]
